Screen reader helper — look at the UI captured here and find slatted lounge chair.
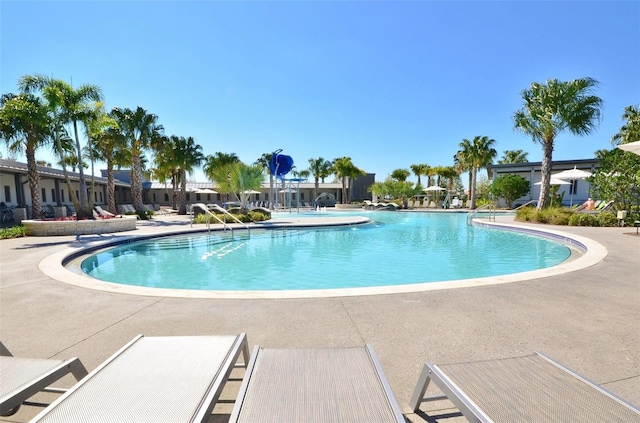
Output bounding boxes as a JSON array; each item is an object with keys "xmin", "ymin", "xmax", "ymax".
[
  {"xmin": 229, "ymin": 345, "xmax": 405, "ymax": 423},
  {"xmin": 409, "ymin": 351, "xmax": 640, "ymax": 422},
  {"xmin": 30, "ymin": 334, "xmax": 250, "ymax": 423},
  {"xmin": 0, "ymin": 341, "xmax": 88, "ymax": 417},
  {"xmin": 94, "ymin": 205, "xmax": 117, "ymax": 218}
]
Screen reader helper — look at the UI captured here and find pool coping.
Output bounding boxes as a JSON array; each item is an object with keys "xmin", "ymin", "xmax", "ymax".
[{"xmin": 39, "ymin": 215, "xmax": 608, "ymax": 299}]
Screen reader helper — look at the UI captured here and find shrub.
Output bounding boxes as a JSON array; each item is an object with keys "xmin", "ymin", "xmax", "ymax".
[
  {"xmin": 489, "ymin": 174, "xmax": 530, "ymax": 208},
  {"xmin": 0, "ymin": 225, "xmax": 26, "ymax": 239},
  {"xmin": 192, "ymin": 211, "xmax": 271, "ymax": 224},
  {"xmin": 247, "ymin": 210, "xmax": 269, "ymax": 222},
  {"xmin": 515, "ymin": 206, "xmax": 536, "ymax": 222},
  {"xmin": 192, "ymin": 214, "xmax": 212, "ymax": 224},
  {"xmin": 596, "ymin": 211, "xmax": 618, "ymax": 227},
  {"xmin": 516, "ymin": 207, "xmax": 572, "ymax": 225},
  {"xmin": 569, "ymin": 213, "xmax": 598, "ymax": 226}
]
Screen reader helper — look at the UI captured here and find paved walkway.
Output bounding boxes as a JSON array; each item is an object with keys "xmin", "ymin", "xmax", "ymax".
[{"xmin": 1, "ymin": 213, "xmax": 639, "ymax": 422}]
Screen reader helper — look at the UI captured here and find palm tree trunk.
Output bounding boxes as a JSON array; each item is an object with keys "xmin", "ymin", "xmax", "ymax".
[
  {"xmin": 470, "ymin": 167, "xmax": 478, "ymax": 209},
  {"xmin": 537, "ymin": 141, "xmax": 554, "ymax": 210},
  {"xmin": 25, "ymin": 143, "xmax": 42, "ymax": 219},
  {"xmin": 269, "ymin": 174, "xmax": 274, "ymax": 208},
  {"xmin": 178, "ymin": 170, "xmax": 187, "ymax": 215},
  {"xmin": 131, "ymin": 154, "xmax": 144, "ymax": 212},
  {"xmin": 106, "ymin": 162, "xmax": 116, "ymax": 214},
  {"xmin": 73, "ymin": 121, "xmax": 92, "ymax": 219},
  {"xmin": 171, "ymin": 172, "xmax": 178, "ymax": 210}
]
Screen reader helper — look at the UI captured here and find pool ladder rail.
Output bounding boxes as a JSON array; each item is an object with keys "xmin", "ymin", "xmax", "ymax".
[
  {"xmin": 466, "ymin": 203, "xmax": 497, "ymax": 224},
  {"xmin": 190, "ymin": 203, "xmax": 251, "ymax": 236}
]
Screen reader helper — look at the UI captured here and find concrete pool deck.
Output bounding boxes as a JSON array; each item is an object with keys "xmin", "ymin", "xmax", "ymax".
[{"xmin": 1, "ymin": 212, "xmax": 639, "ymax": 422}]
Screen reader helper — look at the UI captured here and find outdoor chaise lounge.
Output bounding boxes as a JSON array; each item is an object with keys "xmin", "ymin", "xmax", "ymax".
[
  {"xmin": 0, "ymin": 341, "xmax": 88, "ymax": 416},
  {"xmin": 229, "ymin": 345, "xmax": 405, "ymax": 423},
  {"xmin": 409, "ymin": 351, "xmax": 640, "ymax": 422},
  {"xmin": 30, "ymin": 334, "xmax": 249, "ymax": 423}
]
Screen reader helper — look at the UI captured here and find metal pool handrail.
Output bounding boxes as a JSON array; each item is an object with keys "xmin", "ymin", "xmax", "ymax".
[
  {"xmin": 466, "ymin": 203, "xmax": 496, "ymax": 224},
  {"xmin": 190, "ymin": 203, "xmax": 250, "ymax": 235}
]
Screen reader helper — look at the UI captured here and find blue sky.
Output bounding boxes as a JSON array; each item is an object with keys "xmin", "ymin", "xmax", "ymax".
[{"xmin": 1, "ymin": 1, "xmax": 639, "ymax": 184}]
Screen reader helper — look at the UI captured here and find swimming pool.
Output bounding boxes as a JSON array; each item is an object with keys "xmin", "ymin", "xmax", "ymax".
[{"xmin": 79, "ymin": 211, "xmax": 573, "ymax": 292}]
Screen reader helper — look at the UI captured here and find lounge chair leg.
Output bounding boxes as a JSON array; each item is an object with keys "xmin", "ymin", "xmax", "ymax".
[{"xmin": 409, "ymin": 364, "xmax": 433, "ymax": 411}]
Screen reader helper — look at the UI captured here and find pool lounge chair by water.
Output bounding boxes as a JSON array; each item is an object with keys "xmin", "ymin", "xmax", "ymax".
[
  {"xmin": 30, "ymin": 334, "xmax": 249, "ymax": 423},
  {"xmin": 409, "ymin": 351, "xmax": 640, "ymax": 422},
  {"xmin": 230, "ymin": 345, "xmax": 405, "ymax": 423},
  {"xmin": 0, "ymin": 341, "xmax": 88, "ymax": 416}
]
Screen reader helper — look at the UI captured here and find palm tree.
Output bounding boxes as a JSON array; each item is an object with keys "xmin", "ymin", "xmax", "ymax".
[
  {"xmin": 333, "ymin": 157, "xmax": 365, "ymax": 204},
  {"xmin": 611, "ymin": 105, "xmax": 640, "ymax": 146},
  {"xmin": 453, "ymin": 148, "xmax": 474, "ymax": 203},
  {"xmin": 203, "ymin": 152, "xmax": 240, "ymax": 203},
  {"xmin": 513, "ymin": 77, "xmax": 603, "ymax": 210},
  {"xmin": 0, "ymin": 93, "xmax": 51, "ymax": 218},
  {"xmin": 151, "ymin": 135, "xmax": 179, "ymax": 210},
  {"xmin": 390, "ymin": 168, "xmax": 410, "ymax": 182},
  {"xmin": 203, "ymin": 152, "xmax": 240, "ymax": 178},
  {"xmin": 86, "ymin": 107, "xmax": 126, "ymax": 214},
  {"xmin": 425, "ymin": 165, "xmax": 438, "ymax": 188},
  {"xmin": 174, "ymin": 136, "xmax": 204, "ymax": 214},
  {"xmin": 111, "ymin": 107, "xmax": 164, "ymax": 213},
  {"xmin": 254, "ymin": 153, "xmax": 273, "ymax": 208},
  {"xmin": 410, "ymin": 163, "xmax": 430, "ymax": 186},
  {"xmin": 19, "ymin": 74, "xmax": 103, "ymax": 219},
  {"xmin": 307, "ymin": 157, "xmax": 333, "ymax": 203},
  {"xmin": 498, "ymin": 149, "xmax": 529, "ymax": 164},
  {"xmin": 456, "ymin": 136, "xmax": 497, "ymax": 209},
  {"xmin": 439, "ymin": 165, "xmax": 459, "ymax": 193},
  {"xmin": 83, "ymin": 102, "xmax": 116, "ymax": 212},
  {"xmin": 228, "ymin": 162, "xmax": 265, "ymax": 209}
]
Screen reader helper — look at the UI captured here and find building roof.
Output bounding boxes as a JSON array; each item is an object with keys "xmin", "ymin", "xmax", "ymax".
[{"xmin": 0, "ymin": 159, "xmax": 130, "ymax": 186}]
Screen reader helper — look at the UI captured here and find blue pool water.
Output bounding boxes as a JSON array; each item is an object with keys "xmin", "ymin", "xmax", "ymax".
[{"xmin": 81, "ymin": 211, "xmax": 571, "ymax": 291}]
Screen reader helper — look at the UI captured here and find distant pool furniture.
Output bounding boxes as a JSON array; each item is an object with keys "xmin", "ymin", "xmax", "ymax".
[
  {"xmin": 0, "ymin": 202, "xmax": 14, "ymax": 222},
  {"xmin": 409, "ymin": 351, "xmax": 640, "ymax": 422},
  {"xmin": 230, "ymin": 345, "xmax": 405, "ymax": 423},
  {"xmin": 0, "ymin": 341, "xmax": 88, "ymax": 417},
  {"xmin": 583, "ymin": 200, "xmax": 614, "ymax": 214},
  {"xmin": 30, "ymin": 334, "xmax": 249, "ymax": 423},
  {"xmin": 94, "ymin": 205, "xmax": 116, "ymax": 218}
]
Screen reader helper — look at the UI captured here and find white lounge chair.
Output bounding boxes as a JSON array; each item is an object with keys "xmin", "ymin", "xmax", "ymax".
[
  {"xmin": 409, "ymin": 351, "xmax": 640, "ymax": 422},
  {"xmin": 30, "ymin": 334, "xmax": 249, "ymax": 423},
  {"xmin": 0, "ymin": 341, "xmax": 88, "ymax": 416},
  {"xmin": 230, "ymin": 345, "xmax": 405, "ymax": 422}
]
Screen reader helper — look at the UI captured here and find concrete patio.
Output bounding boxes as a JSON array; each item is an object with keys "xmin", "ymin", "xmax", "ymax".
[{"xmin": 1, "ymin": 213, "xmax": 638, "ymax": 422}]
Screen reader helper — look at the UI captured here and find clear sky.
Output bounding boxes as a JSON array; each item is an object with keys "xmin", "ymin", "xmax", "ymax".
[{"xmin": 1, "ymin": 0, "xmax": 639, "ymax": 184}]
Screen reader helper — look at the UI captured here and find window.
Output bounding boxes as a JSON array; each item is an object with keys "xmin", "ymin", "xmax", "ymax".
[
  {"xmin": 60, "ymin": 189, "xmax": 65, "ymax": 202},
  {"xmin": 100, "ymin": 192, "xmax": 103, "ymax": 202},
  {"xmin": 76, "ymin": 190, "xmax": 79, "ymax": 200},
  {"xmin": 42, "ymin": 188, "xmax": 47, "ymax": 202},
  {"xmin": 164, "ymin": 193, "xmax": 169, "ymax": 201},
  {"xmin": 152, "ymin": 193, "xmax": 156, "ymax": 202},
  {"xmin": 196, "ymin": 193, "xmax": 201, "ymax": 201},
  {"xmin": 4, "ymin": 186, "xmax": 10, "ymax": 202},
  {"xmin": 52, "ymin": 189, "xmax": 56, "ymax": 203},
  {"xmin": 570, "ymin": 180, "xmax": 578, "ymax": 195}
]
